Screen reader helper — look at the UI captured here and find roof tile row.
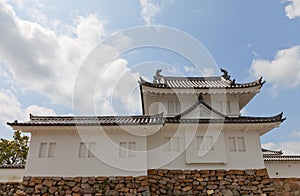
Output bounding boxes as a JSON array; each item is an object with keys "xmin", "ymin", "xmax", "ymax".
[
  {"xmin": 139, "ymin": 76, "xmax": 264, "ymax": 89},
  {"xmin": 7, "ymin": 112, "xmax": 284, "ymax": 127}
]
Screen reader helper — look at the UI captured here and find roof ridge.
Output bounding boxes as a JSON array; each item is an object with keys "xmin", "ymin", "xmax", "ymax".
[
  {"xmin": 139, "ymin": 76, "xmax": 264, "ymax": 89},
  {"xmin": 163, "ymin": 76, "xmax": 223, "ymax": 80}
]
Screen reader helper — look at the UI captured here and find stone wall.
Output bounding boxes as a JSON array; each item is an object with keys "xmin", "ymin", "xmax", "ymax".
[
  {"xmin": 17, "ymin": 176, "xmax": 149, "ymax": 196},
  {"xmin": 272, "ymin": 178, "xmax": 300, "ymax": 196},
  {"xmin": 0, "ymin": 182, "xmax": 22, "ymax": 195},
  {"xmin": 1, "ymin": 169, "xmax": 300, "ymax": 195},
  {"xmin": 148, "ymin": 169, "xmax": 275, "ymax": 195}
]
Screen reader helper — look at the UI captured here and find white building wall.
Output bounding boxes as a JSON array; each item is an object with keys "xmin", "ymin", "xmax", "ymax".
[
  {"xmin": 0, "ymin": 168, "xmax": 24, "ymax": 182},
  {"xmin": 25, "ymin": 127, "xmax": 148, "ymax": 177},
  {"xmin": 147, "ymin": 125, "xmax": 265, "ymax": 170},
  {"xmin": 265, "ymin": 161, "xmax": 300, "ymax": 178},
  {"xmin": 25, "ymin": 124, "xmax": 266, "ymax": 177},
  {"xmin": 223, "ymin": 129, "xmax": 265, "ymax": 169},
  {"xmin": 155, "ymin": 94, "xmax": 240, "ymax": 117}
]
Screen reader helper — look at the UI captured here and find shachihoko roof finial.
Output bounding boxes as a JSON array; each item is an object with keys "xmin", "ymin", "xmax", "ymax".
[
  {"xmin": 153, "ymin": 69, "xmax": 165, "ymax": 84},
  {"xmin": 220, "ymin": 68, "xmax": 231, "ymax": 80}
]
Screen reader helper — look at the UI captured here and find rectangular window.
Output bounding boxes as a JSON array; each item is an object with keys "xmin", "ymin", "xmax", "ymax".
[
  {"xmin": 167, "ymin": 101, "xmax": 180, "ymax": 115},
  {"xmin": 128, "ymin": 142, "xmax": 136, "ymax": 157},
  {"xmin": 48, "ymin": 143, "xmax": 56, "ymax": 158},
  {"xmin": 228, "ymin": 137, "xmax": 245, "ymax": 152},
  {"xmin": 119, "ymin": 141, "xmax": 136, "ymax": 158},
  {"xmin": 38, "ymin": 142, "xmax": 56, "ymax": 158},
  {"xmin": 175, "ymin": 101, "xmax": 181, "ymax": 114},
  {"xmin": 226, "ymin": 101, "xmax": 231, "ymax": 114},
  {"xmin": 119, "ymin": 142, "xmax": 127, "ymax": 157},
  {"xmin": 168, "ymin": 101, "xmax": 174, "ymax": 114},
  {"xmin": 218, "ymin": 101, "xmax": 223, "ymax": 113},
  {"xmin": 88, "ymin": 142, "xmax": 96, "ymax": 158},
  {"xmin": 79, "ymin": 142, "xmax": 96, "ymax": 158},
  {"xmin": 237, "ymin": 137, "xmax": 246, "ymax": 152},
  {"xmin": 228, "ymin": 137, "xmax": 236, "ymax": 152},
  {"xmin": 38, "ymin": 143, "xmax": 47, "ymax": 158},
  {"xmin": 79, "ymin": 142, "xmax": 87, "ymax": 158}
]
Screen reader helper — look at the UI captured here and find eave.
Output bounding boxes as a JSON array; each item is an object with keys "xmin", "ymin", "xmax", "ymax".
[
  {"xmin": 264, "ymin": 155, "xmax": 300, "ymax": 162},
  {"xmin": 8, "ymin": 113, "xmax": 285, "ymax": 136}
]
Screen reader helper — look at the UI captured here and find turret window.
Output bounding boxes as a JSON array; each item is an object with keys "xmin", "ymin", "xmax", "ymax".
[
  {"xmin": 228, "ymin": 137, "xmax": 245, "ymax": 152},
  {"xmin": 38, "ymin": 142, "xmax": 56, "ymax": 158},
  {"xmin": 79, "ymin": 142, "xmax": 96, "ymax": 158},
  {"xmin": 167, "ymin": 101, "xmax": 180, "ymax": 115},
  {"xmin": 119, "ymin": 141, "xmax": 136, "ymax": 158}
]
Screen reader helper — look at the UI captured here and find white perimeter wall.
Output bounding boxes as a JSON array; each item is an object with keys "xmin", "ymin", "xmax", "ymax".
[
  {"xmin": 147, "ymin": 124, "xmax": 265, "ymax": 170},
  {"xmin": 0, "ymin": 168, "xmax": 24, "ymax": 182},
  {"xmin": 265, "ymin": 161, "xmax": 300, "ymax": 178},
  {"xmin": 25, "ymin": 124, "xmax": 266, "ymax": 177},
  {"xmin": 25, "ymin": 127, "xmax": 148, "ymax": 177}
]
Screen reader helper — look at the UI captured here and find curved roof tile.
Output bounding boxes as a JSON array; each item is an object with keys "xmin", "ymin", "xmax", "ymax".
[
  {"xmin": 139, "ymin": 75, "xmax": 264, "ymax": 89},
  {"xmin": 7, "ymin": 112, "xmax": 285, "ymax": 127}
]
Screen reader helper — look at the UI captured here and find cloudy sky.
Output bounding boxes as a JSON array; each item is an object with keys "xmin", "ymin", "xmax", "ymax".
[{"xmin": 0, "ymin": 0, "xmax": 300, "ymax": 154}]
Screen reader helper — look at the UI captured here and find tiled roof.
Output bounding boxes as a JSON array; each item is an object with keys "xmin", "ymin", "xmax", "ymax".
[
  {"xmin": 139, "ymin": 75, "xmax": 264, "ymax": 89},
  {"xmin": 167, "ymin": 113, "xmax": 285, "ymax": 124},
  {"xmin": 262, "ymin": 148, "xmax": 283, "ymax": 156},
  {"xmin": 264, "ymin": 156, "xmax": 300, "ymax": 162},
  {"xmin": 0, "ymin": 165, "xmax": 25, "ymax": 169},
  {"xmin": 8, "ymin": 112, "xmax": 285, "ymax": 127},
  {"xmin": 7, "ymin": 113, "xmax": 165, "ymax": 126}
]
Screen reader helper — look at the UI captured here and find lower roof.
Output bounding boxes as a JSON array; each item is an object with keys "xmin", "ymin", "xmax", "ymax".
[
  {"xmin": 7, "ymin": 112, "xmax": 285, "ymax": 127},
  {"xmin": 0, "ymin": 164, "xmax": 25, "ymax": 169},
  {"xmin": 264, "ymin": 155, "xmax": 300, "ymax": 162}
]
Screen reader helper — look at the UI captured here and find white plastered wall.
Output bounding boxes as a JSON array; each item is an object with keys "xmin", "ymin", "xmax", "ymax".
[
  {"xmin": 24, "ymin": 123, "xmax": 268, "ymax": 177},
  {"xmin": 25, "ymin": 126, "xmax": 148, "ymax": 177},
  {"xmin": 265, "ymin": 161, "xmax": 300, "ymax": 178},
  {"xmin": 147, "ymin": 124, "xmax": 266, "ymax": 170},
  {"xmin": 0, "ymin": 168, "xmax": 24, "ymax": 182}
]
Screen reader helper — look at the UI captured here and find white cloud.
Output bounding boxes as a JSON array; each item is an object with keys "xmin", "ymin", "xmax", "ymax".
[
  {"xmin": 285, "ymin": 0, "xmax": 300, "ymax": 19},
  {"xmin": 0, "ymin": 1, "xmax": 106, "ymax": 107},
  {"xmin": 184, "ymin": 66, "xmax": 215, "ymax": 77},
  {"xmin": 139, "ymin": 0, "xmax": 160, "ymax": 25},
  {"xmin": 0, "ymin": 89, "xmax": 56, "ymax": 124},
  {"xmin": 94, "ymin": 59, "xmax": 141, "ymax": 115},
  {"xmin": 262, "ymin": 141, "xmax": 300, "ymax": 155},
  {"xmin": 26, "ymin": 105, "xmax": 56, "ymax": 116},
  {"xmin": 167, "ymin": 67, "xmax": 178, "ymax": 74},
  {"xmin": 0, "ymin": 1, "xmax": 141, "ymax": 116},
  {"xmin": 183, "ymin": 65, "xmax": 193, "ymax": 73},
  {"xmin": 202, "ymin": 67, "xmax": 215, "ymax": 76},
  {"xmin": 262, "ymin": 142, "xmax": 278, "ymax": 151},
  {"xmin": 250, "ymin": 46, "xmax": 300, "ymax": 88},
  {"xmin": 0, "ymin": 89, "xmax": 23, "ymax": 123}
]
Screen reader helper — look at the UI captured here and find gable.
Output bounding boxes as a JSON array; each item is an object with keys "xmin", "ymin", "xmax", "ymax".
[
  {"xmin": 174, "ymin": 98, "xmax": 225, "ymax": 120},
  {"xmin": 183, "ymin": 104, "xmax": 224, "ymax": 119}
]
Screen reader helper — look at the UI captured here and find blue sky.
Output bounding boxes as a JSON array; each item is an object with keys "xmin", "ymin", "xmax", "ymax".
[{"xmin": 0, "ymin": 0, "xmax": 300, "ymax": 154}]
